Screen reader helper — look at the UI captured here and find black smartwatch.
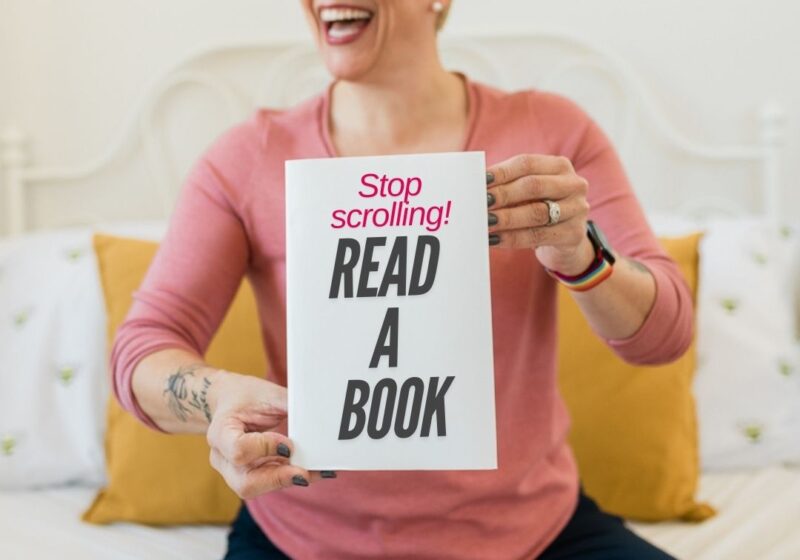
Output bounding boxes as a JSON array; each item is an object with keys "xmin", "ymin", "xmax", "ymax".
[{"xmin": 587, "ymin": 220, "xmax": 616, "ymax": 265}]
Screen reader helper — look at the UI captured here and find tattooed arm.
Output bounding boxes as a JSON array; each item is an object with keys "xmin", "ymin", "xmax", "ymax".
[
  {"xmin": 163, "ymin": 363, "xmax": 213, "ymax": 424},
  {"xmin": 129, "ymin": 348, "xmax": 326, "ymax": 492},
  {"xmin": 130, "ymin": 349, "xmax": 225, "ymax": 433}
]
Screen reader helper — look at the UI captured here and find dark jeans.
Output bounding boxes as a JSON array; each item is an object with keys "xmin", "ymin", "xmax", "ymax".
[{"xmin": 224, "ymin": 491, "xmax": 676, "ymax": 559}]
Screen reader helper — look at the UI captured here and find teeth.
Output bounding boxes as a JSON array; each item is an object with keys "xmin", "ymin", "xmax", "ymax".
[{"xmin": 320, "ymin": 7, "xmax": 372, "ymax": 23}]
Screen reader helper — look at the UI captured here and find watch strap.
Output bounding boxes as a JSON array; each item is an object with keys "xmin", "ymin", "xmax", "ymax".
[{"xmin": 546, "ymin": 246, "xmax": 614, "ymax": 292}]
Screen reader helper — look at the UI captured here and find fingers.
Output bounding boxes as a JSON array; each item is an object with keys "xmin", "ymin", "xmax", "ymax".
[
  {"xmin": 487, "ymin": 154, "xmax": 574, "ymax": 187},
  {"xmin": 207, "ymin": 417, "xmax": 338, "ymax": 500},
  {"xmin": 489, "ymin": 196, "xmax": 589, "ymax": 233},
  {"xmin": 489, "ymin": 220, "xmax": 586, "ymax": 250},
  {"xmin": 210, "ymin": 448, "xmax": 321, "ymax": 499},
  {"xmin": 487, "ymin": 173, "xmax": 588, "ymax": 210},
  {"xmin": 484, "ymin": 155, "xmax": 589, "ymax": 251},
  {"xmin": 205, "ymin": 379, "xmax": 336, "ymax": 500},
  {"xmin": 210, "ymin": 419, "xmax": 293, "ymax": 467},
  {"xmin": 487, "ymin": 174, "xmax": 573, "ymax": 210},
  {"xmin": 240, "ymin": 464, "xmax": 314, "ymax": 496}
]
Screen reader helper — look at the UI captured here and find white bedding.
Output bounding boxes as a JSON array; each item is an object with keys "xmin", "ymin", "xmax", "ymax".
[
  {"xmin": 0, "ymin": 486, "xmax": 227, "ymax": 560},
  {"xmin": 1, "ymin": 466, "xmax": 799, "ymax": 559},
  {"xmin": 630, "ymin": 466, "xmax": 800, "ymax": 560}
]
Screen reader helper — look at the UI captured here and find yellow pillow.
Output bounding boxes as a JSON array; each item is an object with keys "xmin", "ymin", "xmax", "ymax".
[
  {"xmin": 86, "ymin": 233, "xmax": 711, "ymax": 525},
  {"xmin": 557, "ymin": 233, "xmax": 715, "ymax": 522},
  {"xmin": 83, "ymin": 234, "xmax": 265, "ymax": 525}
]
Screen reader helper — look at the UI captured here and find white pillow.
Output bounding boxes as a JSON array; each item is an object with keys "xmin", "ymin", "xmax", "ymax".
[
  {"xmin": 0, "ymin": 222, "xmax": 165, "ymax": 489},
  {"xmin": 693, "ymin": 219, "xmax": 800, "ymax": 470}
]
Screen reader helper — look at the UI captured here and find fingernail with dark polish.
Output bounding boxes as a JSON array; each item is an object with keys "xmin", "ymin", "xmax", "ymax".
[
  {"xmin": 277, "ymin": 443, "xmax": 291, "ymax": 458},
  {"xmin": 488, "ymin": 213, "xmax": 498, "ymax": 226},
  {"xmin": 489, "ymin": 234, "xmax": 501, "ymax": 246},
  {"xmin": 321, "ymin": 471, "xmax": 337, "ymax": 479},
  {"xmin": 487, "ymin": 192, "xmax": 495, "ymax": 208},
  {"xmin": 292, "ymin": 475, "xmax": 309, "ymax": 487},
  {"xmin": 486, "ymin": 172, "xmax": 494, "ymax": 185}
]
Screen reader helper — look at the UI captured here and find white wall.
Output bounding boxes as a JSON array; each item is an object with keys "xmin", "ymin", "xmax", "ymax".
[{"xmin": 1, "ymin": 0, "xmax": 798, "ymax": 232}]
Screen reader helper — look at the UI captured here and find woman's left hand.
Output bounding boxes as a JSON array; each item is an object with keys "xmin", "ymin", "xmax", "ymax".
[{"xmin": 486, "ymin": 154, "xmax": 595, "ymax": 276}]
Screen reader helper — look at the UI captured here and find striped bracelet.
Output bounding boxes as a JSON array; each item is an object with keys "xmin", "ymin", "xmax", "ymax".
[{"xmin": 546, "ymin": 248, "xmax": 614, "ymax": 292}]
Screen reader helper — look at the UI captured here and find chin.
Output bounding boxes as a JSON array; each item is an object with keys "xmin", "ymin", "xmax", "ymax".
[{"xmin": 322, "ymin": 52, "xmax": 375, "ymax": 81}]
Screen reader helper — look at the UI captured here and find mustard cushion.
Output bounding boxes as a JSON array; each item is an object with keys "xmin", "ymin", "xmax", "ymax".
[
  {"xmin": 85, "ymin": 232, "xmax": 711, "ymax": 525},
  {"xmin": 557, "ymin": 233, "xmax": 715, "ymax": 522},
  {"xmin": 83, "ymin": 234, "xmax": 265, "ymax": 525}
]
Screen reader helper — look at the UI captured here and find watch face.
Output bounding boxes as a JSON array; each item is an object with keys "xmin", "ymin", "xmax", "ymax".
[{"xmin": 588, "ymin": 221, "xmax": 616, "ymax": 265}]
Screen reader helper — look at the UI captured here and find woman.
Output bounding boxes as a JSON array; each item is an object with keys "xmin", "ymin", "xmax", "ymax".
[{"xmin": 111, "ymin": 1, "xmax": 691, "ymax": 558}]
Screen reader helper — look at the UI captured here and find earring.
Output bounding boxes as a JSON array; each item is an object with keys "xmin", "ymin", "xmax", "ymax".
[{"xmin": 432, "ymin": 1, "xmax": 444, "ymax": 13}]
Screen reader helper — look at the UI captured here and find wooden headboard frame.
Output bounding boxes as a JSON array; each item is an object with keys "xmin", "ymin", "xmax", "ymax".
[{"xmin": 0, "ymin": 31, "xmax": 787, "ymax": 237}]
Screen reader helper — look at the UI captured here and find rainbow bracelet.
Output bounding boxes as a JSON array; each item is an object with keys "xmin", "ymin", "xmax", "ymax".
[{"xmin": 546, "ymin": 248, "xmax": 614, "ymax": 292}]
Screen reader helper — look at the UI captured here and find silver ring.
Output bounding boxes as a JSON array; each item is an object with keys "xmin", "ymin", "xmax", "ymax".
[{"xmin": 544, "ymin": 200, "xmax": 561, "ymax": 226}]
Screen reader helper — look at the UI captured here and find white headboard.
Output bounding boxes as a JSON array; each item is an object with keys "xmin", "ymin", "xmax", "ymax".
[{"xmin": 0, "ymin": 32, "xmax": 787, "ymax": 237}]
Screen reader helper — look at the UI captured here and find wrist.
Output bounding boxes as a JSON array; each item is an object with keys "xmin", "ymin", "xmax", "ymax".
[
  {"xmin": 546, "ymin": 238, "xmax": 615, "ymax": 293},
  {"xmin": 205, "ymin": 367, "xmax": 234, "ymax": 420},
  {"xmin": 548, "ymin": 236, "xmax": 596, "ymax": 276},
  {"xmin": 547, "ymin": 220, "xmax": 616, "ymax": 292}
]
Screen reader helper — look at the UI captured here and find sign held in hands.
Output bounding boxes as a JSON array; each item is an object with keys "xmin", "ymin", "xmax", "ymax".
[{"xmin": 286, "ymin": 151, "xmax": 496, "ymax": 470}]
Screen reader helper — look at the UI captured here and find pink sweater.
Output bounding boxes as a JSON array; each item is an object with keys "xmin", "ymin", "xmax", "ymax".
[{"xmin": 111, "ymin": 77, "xmax": 693, "ymax": 559}]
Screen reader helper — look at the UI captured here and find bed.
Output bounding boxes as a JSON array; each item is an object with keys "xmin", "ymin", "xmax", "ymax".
[
  {"xmin": 1, "ymin": 33, "xmax": 797, "ymax": 559},
  {"xmin": 633, "ymin": 466, "xmax": 800, "ymax": 559},
  {"xmin": 2, "ymin": 466, "xmax": 799, "ymax": 560}
]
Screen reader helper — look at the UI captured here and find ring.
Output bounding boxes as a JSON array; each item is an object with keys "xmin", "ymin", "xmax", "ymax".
[{"xmin": 544, "ymin": 200, "xmax": 561, "ymax": 226}]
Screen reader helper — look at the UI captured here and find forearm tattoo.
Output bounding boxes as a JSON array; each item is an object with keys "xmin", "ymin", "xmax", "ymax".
[
  {"xmin": 164, "ymin": 364, "xmax": 213, "ymax": 423},
  {"xmin": 625, "ymin": 257, "xmax": 651, "ymax": 275}
]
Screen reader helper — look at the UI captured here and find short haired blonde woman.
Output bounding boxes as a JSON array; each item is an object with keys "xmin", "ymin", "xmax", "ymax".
[{"xmin": 111, "ymin": 1, "xmax": 689, "ymax": 558}]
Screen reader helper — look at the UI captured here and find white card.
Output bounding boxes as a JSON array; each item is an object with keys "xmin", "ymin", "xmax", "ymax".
[{"xmin": 286, "ymin": 152, "xmax": 496, "ymax": 470}]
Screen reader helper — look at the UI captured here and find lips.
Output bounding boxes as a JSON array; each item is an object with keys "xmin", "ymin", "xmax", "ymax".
[{"xmin": 318, "ymin": 4, "xmax": 374, "ymax": 46}]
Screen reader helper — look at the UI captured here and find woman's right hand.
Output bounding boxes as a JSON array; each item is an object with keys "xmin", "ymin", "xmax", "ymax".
[{"xmin": 206, "ymin": 371, "xmax": 331, "ymax": 498}]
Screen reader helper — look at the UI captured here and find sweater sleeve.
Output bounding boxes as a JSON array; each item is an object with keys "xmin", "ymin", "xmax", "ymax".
[
  {"xmin": 109, "ymin": 116, "xmax": 263, "ymax": 430},
  {"xmin": 532, "ymin": 92, "xmax": 694, "ymax": 365}
]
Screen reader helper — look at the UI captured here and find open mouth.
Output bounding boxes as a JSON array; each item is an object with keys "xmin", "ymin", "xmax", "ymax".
[{"xmin": 319, "ymin": 5, "xmax": 375, "ymax": 45}]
